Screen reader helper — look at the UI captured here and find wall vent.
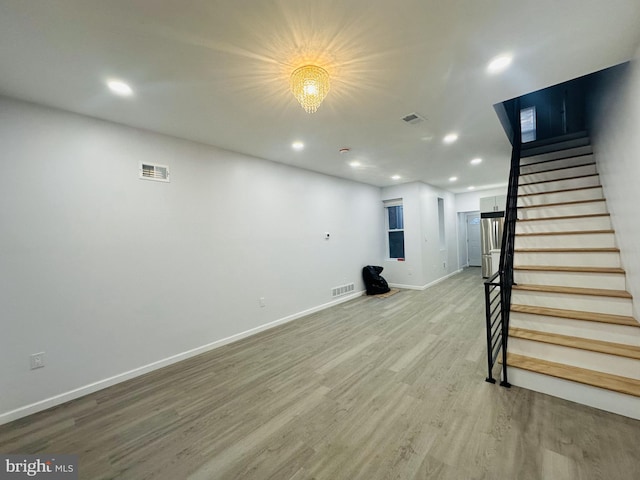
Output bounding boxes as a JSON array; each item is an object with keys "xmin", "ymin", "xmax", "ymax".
[
  {"xmin": 401, "ymin": 112, "xmax": 426, "ymax": 125},
  {"xmin": 139, "ymin": 162, "xmax": 170, "ymax": 182},
  {"xmin": 331, "ymin": 283, "xmax": 355, "ymax": 298}
]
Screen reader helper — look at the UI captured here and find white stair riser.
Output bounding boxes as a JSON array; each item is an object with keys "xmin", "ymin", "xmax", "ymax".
[
  {"xmin": 516, "ymin": 216, "xmax": 612, "ymax": 233},
  {"xmin": 508, "ymin": 338, "xmax": 640, "ymax": 380},
  {"xmin": 518, "ymin": 187, "xmax": 603, "ymax": 207},
  {"xmin": 511, "ymin": 290, "xmax": 632, "ymax": 316},
  {"xmin": 520, "ymin": 164, "xmax": 597, "ymax": 184},
  {"xmin": 515, "ymin": 233, "xmax": 616, "ymax": 249},
  {"xmin": 520, "ymin": 154, "xmax": 594, "ymax": 174},
  {"xmin": 518, "ymin": 201, "xmax": 607, "ymax": 219},
  {"xmin": 514, "ymin": 250, "xmax": 621, "ymax": 268},
  {"xmin": 518, "ymin": 175, "xmax": 600, "ymax": 195},
  {"xmin": 513, "ymin": 270, "xmax": 626, "ymax": 290},
  {"xmin": 509, "ymin": 311, "xmax": 640, "ymax": 346},
  {"xmin": 507, "ymin": 367, "xmax": 640, "ymax": 420},
  {"xmin": 520, "ymin": 144, "xmax": 593, "ymax": 166}
]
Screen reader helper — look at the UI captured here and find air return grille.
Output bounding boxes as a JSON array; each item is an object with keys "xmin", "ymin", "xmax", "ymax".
[
  {"xmin": 332, "ymin": 283, "xmax": 355, "ymax": 298},
  {"xmin": 401, "ymin": 112, "xmax": 426, "ymax": 125},
  {"xmin": 139, "ymin": 162, "xmax": 170, "ymax": 182}
]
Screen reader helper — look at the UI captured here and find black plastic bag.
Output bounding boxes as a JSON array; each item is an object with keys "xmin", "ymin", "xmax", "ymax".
[{"xmin": 362, "ymin": 265, "xmax": 391, "ymax": 295}]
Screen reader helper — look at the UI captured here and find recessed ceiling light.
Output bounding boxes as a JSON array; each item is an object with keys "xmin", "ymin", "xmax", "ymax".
[
  {"xmin": 107, "ymin": 80, "xmax": 133, "ymax": 96},
  {"xmin": 292, "ymin": 141, "xmax": 304, "ymax": 151},
  {"xmin": 487, "ymin": 54, "xmax": 512, "ymax": 74},
  {"xmin": 349, "ymin": 161, "xmax": 361, "ymax": 167},
  {"xmin": 470, "ymin": 158, "xmax": 482, "ymax": 165},
  {"xmin": 468, "ymin": 186, "xmax": 476, "ymax": 190},
  {"xmin": 443, "ymin": 133, "xmax": 458, "ymax": 144},
  {"xmin": 449, "ymin": 176, "xmax": 458, "ymax": 182},
  {"xmin": 391, "ymin": 175, "xmax": 401, "ymax": 180}
]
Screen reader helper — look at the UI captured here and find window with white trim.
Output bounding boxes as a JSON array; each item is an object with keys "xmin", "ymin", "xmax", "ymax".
[{"xmin": 384, "ymin": 199, "xmax": 405, "ymax": 259}]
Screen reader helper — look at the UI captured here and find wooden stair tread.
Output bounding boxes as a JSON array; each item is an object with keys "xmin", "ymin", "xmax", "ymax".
[
  {"xmin": 514, "ymin": 265, "xmax": 625, "ymax": 274},
  {"xmin": 518, "ymin": 185, "xmax": 602, "ymax": 198},
  {"xmin": 517, "ymin": 198, "xmax": 605, "ymax": 209},
  {"xmin": 509, "ymin": 327, "xmax": 640, "ymax": 360},
  {"xmin": 514, "ymin": 247, "xmax": 619, "ymax": 253},
  {"xmin": 513, "ymin": 283, "xmax": 632, "ymax": 298},
  {"xmin": 517, "ymin": 213, "xmax": 609, "ymax": 222},
  {"xmin": 519, "ymin": 162, "xmax": 596, "ymax": 176},
  {"xmin": 510, "ymin": 304, "xmax": 640, "ymax": 327},
  {"xmin": 516, "ymin": 229, "xmax": 614, "ymax": 237},
  {"xmin": 507, "ymin": 353, "xmax": 640, "ymax": 397},
  {"xmin": 519, "ymin": 173, "xmax": 599, "ymax": 187}
]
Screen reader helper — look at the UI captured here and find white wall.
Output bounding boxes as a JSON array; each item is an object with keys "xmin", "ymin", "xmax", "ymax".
[
  {"xmin": 381, "ymin": 182, "xmax": 459, "ymax": 289},
  {"xmin": 0, "ymin": 97, "xmax": 384, "ymax": 422},
  {"xmin": 590, "ymin": 50, "xmax": 640, "ymax": 318},
  {"xmin": 418, "ymin": 183, "xmax": 459, "ymax": 285}
]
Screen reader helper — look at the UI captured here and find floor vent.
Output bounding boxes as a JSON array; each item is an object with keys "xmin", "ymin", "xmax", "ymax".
[
  {"xmin": 140, "ymin": 162, "xmax": 170, "ymax": 182},
  {"xmin": 332, "ymin": 283, "xmax": 355, "ymax": 298}
]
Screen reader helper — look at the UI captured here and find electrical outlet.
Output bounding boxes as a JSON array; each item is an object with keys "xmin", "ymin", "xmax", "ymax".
[
  {"xmin": 443, "ymin": 261, "xmax": 447, "ymax": 269},
  {"xmin": 259, "ymin": 297, "xmax": 266, "ymax": 308},
  {"xmin": 30, "ymin": 352, "xmax": 45, "ymax": 370}
]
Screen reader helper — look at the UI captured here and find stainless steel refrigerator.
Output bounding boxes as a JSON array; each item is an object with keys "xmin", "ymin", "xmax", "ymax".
[{"xmin": 481, "ymin": 212, "xmax": 505, "ymax": 278}]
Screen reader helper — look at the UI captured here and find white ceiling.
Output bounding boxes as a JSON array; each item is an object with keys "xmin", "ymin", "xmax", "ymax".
[{"xmin": 1, "ymin": 0, "xmax": 639, "ymax": 192}]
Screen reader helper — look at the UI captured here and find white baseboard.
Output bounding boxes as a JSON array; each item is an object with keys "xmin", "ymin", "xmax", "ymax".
[
  {"xmin": 0, "ymin": 290, "xmax": 365, "ymax": 426},
  {"xmin": 389, "ymin": 269, "xmax": 463, "ymax": 291}
]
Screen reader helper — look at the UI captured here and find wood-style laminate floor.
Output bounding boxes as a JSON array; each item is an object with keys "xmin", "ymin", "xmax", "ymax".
[{"xmin": 2, "ymin": 268, "xmax": 639, "ymax": 479}]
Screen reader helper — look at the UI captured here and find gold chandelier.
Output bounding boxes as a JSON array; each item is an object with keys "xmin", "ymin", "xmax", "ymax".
[{"xmin": 290, "ymin": 65, "xmax": 330, "ymax": 113}]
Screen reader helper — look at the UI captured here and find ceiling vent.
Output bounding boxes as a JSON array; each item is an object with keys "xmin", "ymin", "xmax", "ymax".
[
  {"xmin": 401, "ymin": 112, "xmax": 426, "ymax": 125},
  {"xmin": 139, "ymin": 162, "xmax": 170, "ymax": 182}
]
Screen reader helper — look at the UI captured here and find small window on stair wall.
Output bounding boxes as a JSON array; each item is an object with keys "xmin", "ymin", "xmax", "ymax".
[{"xmin": 521, "ymin": 106, "xmax": 536, "ymax": 143}]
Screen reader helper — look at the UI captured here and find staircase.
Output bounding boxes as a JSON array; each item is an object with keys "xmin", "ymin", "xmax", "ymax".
[{"xmin": 506, "ymin": 134, "xmax": 640, "ymax": 419}]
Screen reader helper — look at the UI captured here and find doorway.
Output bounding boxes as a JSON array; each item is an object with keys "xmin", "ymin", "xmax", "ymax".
[{"xmin": 466, "ymin": 212, "xmax": 481, "ymax": 267}]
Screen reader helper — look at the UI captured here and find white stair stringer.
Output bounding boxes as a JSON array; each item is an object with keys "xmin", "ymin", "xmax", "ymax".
[{"xmin": 505, "ymin": 135, "xmax": 640, "ymax": 419}]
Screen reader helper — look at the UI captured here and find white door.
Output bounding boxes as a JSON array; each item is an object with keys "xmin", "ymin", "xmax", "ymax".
[{"xmin": 466, "ymin": 212, "xmax": 481, "ymax": 267}]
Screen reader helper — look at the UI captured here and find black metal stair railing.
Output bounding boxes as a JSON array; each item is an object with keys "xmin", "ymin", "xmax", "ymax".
[
  {"xmin": 485, "ymin": 100, "xmax": 522, "ymax": 386},
  {"xmin": 484, "ymin": 271, "xmax": 503, "ymax": 384}
]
